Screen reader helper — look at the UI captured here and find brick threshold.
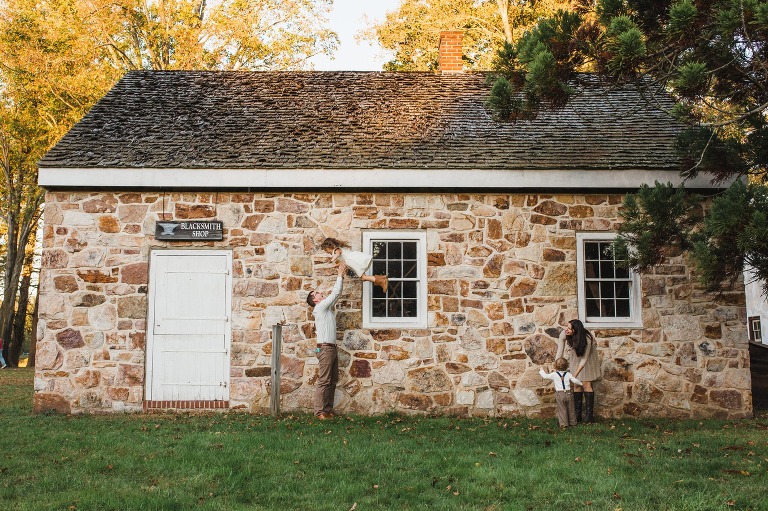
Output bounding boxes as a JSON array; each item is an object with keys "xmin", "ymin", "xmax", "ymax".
[{"xmin": 144, "ymin": 400, "xmax": 229, "ymax": 411}]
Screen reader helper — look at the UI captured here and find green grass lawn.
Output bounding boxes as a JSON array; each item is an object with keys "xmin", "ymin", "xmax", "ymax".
[{"xmin": 1, "ymin": 368, "xmax": 766, "ymax": 511}]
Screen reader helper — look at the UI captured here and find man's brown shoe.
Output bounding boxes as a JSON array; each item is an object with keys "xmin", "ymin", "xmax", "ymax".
[{"xmin": 374, "ymin": 275, "xmax": 389, "ymax": 293}]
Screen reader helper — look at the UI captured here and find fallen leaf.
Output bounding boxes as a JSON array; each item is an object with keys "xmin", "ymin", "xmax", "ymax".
[
  {"xmin": 373, "ymin": 484, "xmax": 379, "ymax": 489},
  {"xmin": 349, "ymin": 503, "xmax": 357, "ymax": 511},
  {"xmin": 574, "ymin": 457, "xmax": 582, "ymax": 462},
  {"xmin": 488, "ymin": 452, "xmax": 497, "ymax": 456},
  {"xmin": 726, "ymin": 500, "xmax": 736, "ymax": 506},
  {"xmin": 453, "ymin": 490, "xmax": 460, "ymax": 496},
  {"xmin": 612, "ymin": 492, "xmax": 622, "ymax": 500}
]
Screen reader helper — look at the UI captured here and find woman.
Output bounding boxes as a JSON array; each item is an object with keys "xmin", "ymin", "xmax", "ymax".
[{"xmin": 556, "ymin": 319, "xmax": 601, "ymax": 422}]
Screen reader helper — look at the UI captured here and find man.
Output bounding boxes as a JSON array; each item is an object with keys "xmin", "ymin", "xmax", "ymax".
[{"xmin": 306, "ymin": 261, "xmax": 347, "ymax": 419}]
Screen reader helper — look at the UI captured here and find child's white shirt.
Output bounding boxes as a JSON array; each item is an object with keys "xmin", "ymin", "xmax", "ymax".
[{"xmin": 539, "ymin": 368, "xmax": 582, "ymax": 391}]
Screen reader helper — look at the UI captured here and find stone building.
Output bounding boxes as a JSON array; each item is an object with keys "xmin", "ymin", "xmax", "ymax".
[{"xmin": 34, "ymin": 49, "xmax": 752, "ymax": 417}]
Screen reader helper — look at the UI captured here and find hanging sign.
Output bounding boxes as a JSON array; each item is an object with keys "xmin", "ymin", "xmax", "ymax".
[{"xmin": 155, "ymin": 220, "xmax": 223, "ymax": 241}]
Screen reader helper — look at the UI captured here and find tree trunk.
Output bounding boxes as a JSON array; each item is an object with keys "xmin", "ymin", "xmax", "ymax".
[
  {"xmin": 28, "ymin": 288, "xmax": 38, "ymax": 367},
  {"xmin": 10, "ymin": 271, "xmax": 31, "ymax": 366},
  {"xmin": 495, "ymin": 0, "xmax": 513, "ymax": 43}
]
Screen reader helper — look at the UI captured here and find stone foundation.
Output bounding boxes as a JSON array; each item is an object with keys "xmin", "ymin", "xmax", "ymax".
[{"xmin": 34, "ymin": 191, "xmax": 752, "ymax": 418}]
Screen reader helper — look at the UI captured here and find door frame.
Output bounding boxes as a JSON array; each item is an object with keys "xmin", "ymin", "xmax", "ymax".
[{"xmin": 144, "ymin": 248, "xmax": 233, "ymax": 407}]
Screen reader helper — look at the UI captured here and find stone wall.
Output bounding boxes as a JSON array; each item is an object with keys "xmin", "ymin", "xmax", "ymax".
[{"xmin": 34, "ymin": 191, "xmax": 752, "ymax": 418}]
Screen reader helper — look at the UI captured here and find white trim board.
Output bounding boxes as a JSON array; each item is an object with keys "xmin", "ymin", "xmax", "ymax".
[{"xmin": 37, "ymin": 167, "xmax": 725, "ymax": 190}]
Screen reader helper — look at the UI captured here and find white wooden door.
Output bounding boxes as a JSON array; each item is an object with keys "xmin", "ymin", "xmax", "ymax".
[{"xmin": 146, "ymin": 250, "xmax": 232, "ymax": 402}]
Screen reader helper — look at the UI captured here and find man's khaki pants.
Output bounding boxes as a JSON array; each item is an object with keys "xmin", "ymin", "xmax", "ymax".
[{"xmin": 314, "ymin": 344, "xmax": 338, "ymax": 415}]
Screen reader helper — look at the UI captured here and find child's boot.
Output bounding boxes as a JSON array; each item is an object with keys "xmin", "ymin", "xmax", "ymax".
[
  {"xmin": 573, "ymin": 391, "xmax": 584, "ymax": 423},
  {"xmin": 374, "ymin": 275, "xmax": 389, "ymax": 293},
  {"xmin": 584, "ymin": 392, "xmax": 595, "ymax": 423}
]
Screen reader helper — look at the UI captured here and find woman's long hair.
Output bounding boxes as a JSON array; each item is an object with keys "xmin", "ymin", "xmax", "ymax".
[
  {"xmin": 566, "ymin": 319, "xmax": 593, "ymax": 357},
  {"xmin": 320, "ymin": 237, "xmax": 350, "ymax": 251}
]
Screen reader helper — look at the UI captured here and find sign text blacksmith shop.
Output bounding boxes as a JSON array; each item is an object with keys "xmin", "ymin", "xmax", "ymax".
[{"xmin": 155, "ymin": 220, "xmax": 224, "ymax": 241}]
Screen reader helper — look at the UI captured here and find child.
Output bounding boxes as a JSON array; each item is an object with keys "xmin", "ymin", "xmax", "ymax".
[
  {"xmin": 320, "ymin": 238, "xmax": 388, "ymax": 292},
  {"xmin": 539, "ymin": 357, "xmax": 583, "ymax": 428}
]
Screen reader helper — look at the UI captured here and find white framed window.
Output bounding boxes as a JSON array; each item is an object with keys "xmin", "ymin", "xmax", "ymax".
[
  {"xmin": 362, "ymin": 231, "xmax": 428, "ymax": 329},
  {"xmin": 748, "ymin": 316, "xmax": 762, "ymax": 343},
  {"xmin": 576, "ymin": 232, "xmax": 642, "ymax": 328}
]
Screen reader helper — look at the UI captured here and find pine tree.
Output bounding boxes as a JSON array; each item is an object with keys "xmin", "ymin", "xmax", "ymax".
[{"xmin": 487, "ymin": 0, "xmax": 768, "ymax": 295}]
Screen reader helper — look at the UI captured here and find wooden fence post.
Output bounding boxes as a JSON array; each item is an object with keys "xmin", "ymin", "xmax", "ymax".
[{"xmin": 270, "ymin": 324, "xmax": 283, "ymax": 417}]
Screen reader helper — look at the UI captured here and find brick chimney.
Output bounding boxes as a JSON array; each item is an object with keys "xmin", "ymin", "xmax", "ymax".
[{"xmin": 438, "ymin": 31, "xmax": 464, "ymax": 73}]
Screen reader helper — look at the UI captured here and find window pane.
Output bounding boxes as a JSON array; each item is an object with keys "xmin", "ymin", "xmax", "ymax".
[
  {"xmin": 586, "ymin": 299, "xmax": 600, "ymax": 317},
  {"xmin": 372, "ymin": 241, "xmax": 386, "ymax": 259},
  {"xmin": 403, "ymin": 242, "xmax": 417, "ymax": 259},
  {"xmin": 585, "ymin": 242, "xmax": 599, "ymax": 260},
  {"xmin": 585, "ymin": 282, "xmax": 600, "ymax": 300},
  {"xmin": 600, "ymin": 242, "xmax": 613, "ymax": 260},
  {"xmin": 600, "ymin": 261, "xmax": 615, "ymax": 279},
  {"xmin": 616, "ymin": 299, "xmax": 630, "ymax": 317},
  {"xmin": 402, "ymin": 281, "xmax": 417, "ymax": 298},
  {"xmin": 403, "ymin": 300, "xmax": 418, "ymax": 317},
  {"xmin": 373, "ymin": 285, "xmax": 387, "ymax": 299},
  {"xmin": 601, "ymin": 299, "xmax": 616, "ymax": 317},
  {"xmin": 372, "ymin": 260, "xmax": 386, "ymax": 275},
  {"xmin": 389, "ymin": 242, "xmax": 402, "ymax": 259},
  {"xmin": 388, "ymin": 261, "xmax": 402, "ymax": 278},
  {"xmin": 600, "ymin": 281, "xmax": 615, "ymax": 298},
  {"xmin": 372, "ymin": 299, "xmax": 387, "ymax": 317},
  {"xmin": 615, "ymin": 281, "xmax": 630, "ymax": 299},
  {"xmin": 402, "ymin": 259, "xmax": 417, "ymax": 278},
  {"xmin": 615, "ymin": 264, "xmax": 629, "ymax": 279},
  {"xmin": 388, "ymin": 282, "xmax": 402, "ymax": 299},
  {"xmin": 388, "ymin": 300, "xmax": 402, "ymax": 317},
  {"xmin": 585, "ymin": 260, "xmax": 600, "ymax": 279}
]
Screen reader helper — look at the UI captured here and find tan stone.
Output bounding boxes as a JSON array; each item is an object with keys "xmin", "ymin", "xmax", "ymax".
[
  {"xmin": 537, "ymin": 264, "xmax": 576, "ymax": 296},
  {"xmin": 83, "ymin": 196, "xmax": 117, "ymax": 213},
  {"xmin": 33, "ymin": 392, "xmax": 71, "ymax": 414},
  {"xmin": 121, "ymin": 263, "xmax": 148, "ymax": 285},
  {"xmin": 281, "ymin": 355, "xmax": 305, "ymax": 379},
  {"xmin": 568, "ymin": 205, "xmax": 594, "ymax": 218},
  {"xmin": 523, "ymin": 334, "xmax": 557, "ymax": 365},
  {"xmin": 710, "ymin": 390, "xmax": 743, "ymax": 410},
  {"xmin": 117, "ymin": 296, "xmax": 147, "ymax": 319},
  {"xmin": 36, "ymin": 342, "xmax": 63, "ymax": 370},
  {"xmin": 75, "ymin": 370, "xmax": 101, "ymax": 388},
  {"xmin": 54, "ymin": 276, "xmax": 79, "ymax": 293},
  {"xmin": 116, "ymin": 364, "xmax": 143, "ymax": 386},
  {"xmin": 56, "ymin": 329, "xmax": 85, "ymax": 349},
  {"xmin": 241, "ymin": 214, "xmax": 264, "ymax": 230},
  {"xmin": 350, "ymin": 359, "xmax": 372, "ymax": 378},
  {"xmin": 603, "ymin": 358, "xmax": 634, "ymax": 381},
  {"xmin": 408, "ymin": 367, "xmax": 451, "ymax": 393},
  {"xmin": 397, "ymin": 393, "xmax": 432, "ymax": 411},
  {"xmin": 42, "ymin": 249, "xmax": 69, "ymax": 269},
  {"xmin": 290, "ymin": 256, "xmax": 313, "ymax": 276},
  {"xmin": 509, "ymin": 278, "xmax": 538, "ymax": 297},
  {"xmin": 483, "ymin": 254, "xmax": 504, "ymax": 278},
  {"xmin": 174, "ymin": 204, "xmax": 214, "ymax": 219},
  {"xmin": 382, "ymin": 345, "xmax": 409, "ymax": 360},
  {"xmin": 77, "ymin": 270, "xmax": 118, "ymax": 283},
  {"xmin": 74, "ymin": 293, "xmax": 106, "ymax": 307}
]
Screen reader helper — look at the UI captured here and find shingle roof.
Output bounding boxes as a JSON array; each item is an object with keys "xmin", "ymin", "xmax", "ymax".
[{"xmin": 39, "ymin": 70, "xmax": 684, "ymax": 170}]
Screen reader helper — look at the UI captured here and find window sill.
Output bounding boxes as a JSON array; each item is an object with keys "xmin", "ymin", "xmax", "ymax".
[
  {"xmin": 583, "ymin": 320, "xmax": 643, "ymax": 330},
  {"xmin": 363, "ymin": 320, "xmax": 427, "ymax": 330}
]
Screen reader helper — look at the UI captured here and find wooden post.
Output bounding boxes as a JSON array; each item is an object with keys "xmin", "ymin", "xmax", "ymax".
[{"xmin": 270, "ymin": 324, "xmax": 283, "ymax": 416}]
